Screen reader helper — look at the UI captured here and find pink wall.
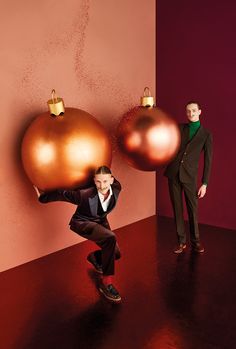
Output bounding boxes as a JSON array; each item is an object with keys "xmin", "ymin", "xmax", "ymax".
[
  {"xmin": 0, "ymin": 0, "xmax": 156, "ymax": 272},
  {"xmin": 156, "ymin": 0, "xmax": 236, "ymax": 230}
]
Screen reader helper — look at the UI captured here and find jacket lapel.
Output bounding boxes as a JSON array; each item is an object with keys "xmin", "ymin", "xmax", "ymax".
[
  {"xmin": 112, "ymin": 188, "xmax": 119, "ymax": 202},
  {"xmin": 183, "ymin": 124, "xmax": 204, "ymax": 145},
  {"xmin": 88, "ymin": 185, "xmax": 120, "ymax": 216},
  {"xmin": 89, "ymin": 195, "xmax": 98, "ymax": 217}
]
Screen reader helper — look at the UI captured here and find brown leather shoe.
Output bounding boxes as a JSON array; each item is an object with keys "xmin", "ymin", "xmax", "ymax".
[
  {"xmin": 174, "ymin": 243, "xmax": 187, "ymax": 254},
  {"xmin": 192, "ymin": 244, "xmax": 205, "ymax": 253}
]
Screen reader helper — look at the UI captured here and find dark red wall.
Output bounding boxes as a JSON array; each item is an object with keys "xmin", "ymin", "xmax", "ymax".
[{"xmin": 156, "ymin": 0, "xmax": 236, "ymax": 230}]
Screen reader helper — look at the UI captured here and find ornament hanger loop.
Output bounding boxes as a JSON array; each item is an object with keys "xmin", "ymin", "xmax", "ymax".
[
  {"xmin": 140, "ymin": 87, "xmax": 154, "ymax": 107},
  {"xmin": 47, "ymin": 89, "xmax": 65, "ymax": 116},
  {"xmin": 51, "ymin": 89, "xmax": 58, "ymax": 104},
  {"xmin": 143, "ymin": 87, "xmax": 151, "ymax": 97}
]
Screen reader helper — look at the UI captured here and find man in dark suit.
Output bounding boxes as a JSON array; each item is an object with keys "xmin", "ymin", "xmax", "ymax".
[
  {"xmin": 34, "ymin": 166, "xmax": 122, "ymax": 303},
  {"xmin": 164, "ymin": 102, "xmax": 213, "ymax": 254}
]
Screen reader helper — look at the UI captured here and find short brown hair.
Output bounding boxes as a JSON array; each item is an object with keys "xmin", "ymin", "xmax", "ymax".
[
  {"xmin": 94, "ymin": 166, "xmax": 112, "ymax": 175},
  {"xmin": 186, "ymin": 101, "xmax": 201, "ymax": 109}
]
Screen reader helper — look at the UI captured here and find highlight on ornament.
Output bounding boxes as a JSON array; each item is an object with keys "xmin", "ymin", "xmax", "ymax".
[
  {"xmin": 21, "ymin": 90, "xmax": 112, "ymax": 190},
  {"xmin": 117, "ymin": 87, "xmax": 181, "ymax": 171}
]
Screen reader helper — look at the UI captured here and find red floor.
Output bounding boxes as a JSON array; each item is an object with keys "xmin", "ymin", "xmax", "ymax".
[{"xmin": 1, "ymin": 216, "xmax": 236, "ymax": 349}]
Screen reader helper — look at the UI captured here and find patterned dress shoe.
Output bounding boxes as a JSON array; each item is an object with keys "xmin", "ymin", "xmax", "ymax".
[
  {"xmin": 99, "ymin": 283, "xmax": 122, "ymax": 303},
  {"xmin": 174, "ymin": 243, "xmax": 187, "ymax": 254},
  {"xmin": 192, "ymin": 244, "xmax": 205, "ymax": 253},
  {"xmin": 87, "ymin": 252, "xmax": 103, "ymax": 274}
]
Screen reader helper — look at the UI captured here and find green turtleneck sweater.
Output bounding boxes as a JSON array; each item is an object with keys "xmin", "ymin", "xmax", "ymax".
[
  {"xmin": 188, "ymin": 120, "xmax": 207, "ymax": 186},
  {"xmin": 189, "ymin": 120, "xmax": 200, "ymax": 140}
]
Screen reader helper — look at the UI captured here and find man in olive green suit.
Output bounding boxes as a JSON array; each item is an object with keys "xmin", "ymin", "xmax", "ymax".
[{"xmin": 164, "ymin": 102, "xmax": 213, "ymax": 254}]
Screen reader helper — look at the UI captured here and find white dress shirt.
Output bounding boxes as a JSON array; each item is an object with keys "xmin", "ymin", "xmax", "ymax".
[{"xmin": 98, "ymin": 186, "xmax": 113, "ymax": 212}]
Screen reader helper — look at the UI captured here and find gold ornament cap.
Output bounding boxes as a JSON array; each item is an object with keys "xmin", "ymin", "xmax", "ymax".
[
  {"xmin": 140, "ymin": 87, "xmax": 155, "ymax": 107},
  {"xmin": 47, "ymin": 89, "xmax": 65, "ymax": 116}
]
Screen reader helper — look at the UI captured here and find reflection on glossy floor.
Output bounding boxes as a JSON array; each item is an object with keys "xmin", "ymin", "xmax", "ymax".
[{"xmin": 1, "ymin": 216, "xmax": 236, "ymax": 349}]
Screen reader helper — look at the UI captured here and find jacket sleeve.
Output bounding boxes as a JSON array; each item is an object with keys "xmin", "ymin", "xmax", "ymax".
[
  {"xmin": 39, "ymin": 189, "xmax": 81, "ymax": 205},
  {"xmin": 202, "ymin": 132, "xmax": 213, "ymax": 185}
]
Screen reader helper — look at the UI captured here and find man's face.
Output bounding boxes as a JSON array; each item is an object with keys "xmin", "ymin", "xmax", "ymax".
[
  {"xmin": 94, "ymin": 173, "xmax": 114, "ymax": 195},
  {"xmin": 186, "ymin": 103, "xmax": 201, "ymax": 122}
]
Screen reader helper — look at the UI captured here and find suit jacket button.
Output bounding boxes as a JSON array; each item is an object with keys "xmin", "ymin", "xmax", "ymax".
[{"xmin": 181, "ymin": 160, "xmax": 184, "ymax": 163}]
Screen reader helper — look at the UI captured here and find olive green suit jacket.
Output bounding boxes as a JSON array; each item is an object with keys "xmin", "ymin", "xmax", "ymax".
[{"xmin": 164, "ymin": 124, "xmax": 213, "ymax": 184}]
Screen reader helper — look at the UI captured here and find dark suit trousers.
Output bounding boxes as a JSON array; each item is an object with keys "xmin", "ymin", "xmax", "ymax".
[
  {"xmin": 168, "ymin": 176, "xmax": 200, "ymax": 246},
  {"xmin": 70, "ymin": 221, "xmax": 121, "ymax": 276}
]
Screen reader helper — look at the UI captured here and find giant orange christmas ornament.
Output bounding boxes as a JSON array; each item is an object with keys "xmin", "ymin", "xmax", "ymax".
[
  {"xmin": 21, "ymin": 90, "xmax": 112, "ymax": 190},
  {"xmin": 117, "ymin": 87, "xmax": 180, "ymax": 171}
]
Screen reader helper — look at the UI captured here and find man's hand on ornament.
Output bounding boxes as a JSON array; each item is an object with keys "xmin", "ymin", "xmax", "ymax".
[{"xmin": 198, "ymin": 184, "xmax": 207, "ymax": 199}]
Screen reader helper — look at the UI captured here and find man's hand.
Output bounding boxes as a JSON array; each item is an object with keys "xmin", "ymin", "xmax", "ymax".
[
  {"xmin": 198, "ymin": 184, "xmax": 207, "ymax": 198},
  {"xmin": 33, "ymin": 185, "xmax": 43, "ymax": 198}
]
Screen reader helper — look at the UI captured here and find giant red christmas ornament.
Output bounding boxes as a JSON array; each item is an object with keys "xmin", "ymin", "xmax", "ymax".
[
  {"xmin": 21, "ymin": 90, "xmax": 112, "ymax": 190},
  {"xmin": 117, "ymin": 88, "xmax": 180, "ymax": 171}
]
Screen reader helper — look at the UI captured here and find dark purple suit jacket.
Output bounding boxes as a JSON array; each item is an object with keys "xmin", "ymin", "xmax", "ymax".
[{"xmin": 39, "ymin": 179, "xmax": 122, "ymax": 234}]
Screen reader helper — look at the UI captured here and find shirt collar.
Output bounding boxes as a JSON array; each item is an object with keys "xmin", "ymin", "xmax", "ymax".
[{"xmin": 98, "ymin": 186, "xmax": 113, "ymax": 202}]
